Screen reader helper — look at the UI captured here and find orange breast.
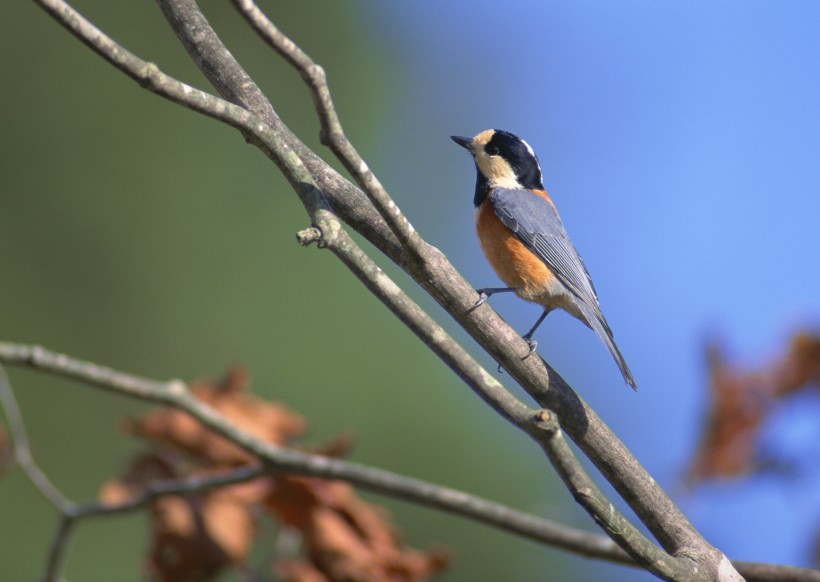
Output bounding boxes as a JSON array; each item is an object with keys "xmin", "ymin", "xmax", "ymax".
[{"xmin": 475, "ymin": 200, "xmax": 559, "ymax": 302}]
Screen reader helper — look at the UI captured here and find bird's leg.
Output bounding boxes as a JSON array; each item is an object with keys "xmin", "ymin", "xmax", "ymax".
[
  {"xmin": 521, "ymin": 308, "xmax": 552, "ymax": 358},
  {"xmin": 472, "ymin": 287, "xmax": 516, "ymax": 310}
]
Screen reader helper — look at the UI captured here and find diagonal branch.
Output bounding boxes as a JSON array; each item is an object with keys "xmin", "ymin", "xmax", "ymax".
[
  {"xmin": 0, "ymin": 365, "xmax": 71, "ymax": 513},
  {"xmin": 232, "ymin": 0, "xmax": 424, "ymax": 260},
  {"xmin": 527, "ymin": 410, "xmax": 681, "ymax": 576},
  {"xmin": 154, "ymin": 0, "xmax": 405, "ymax": 263}
]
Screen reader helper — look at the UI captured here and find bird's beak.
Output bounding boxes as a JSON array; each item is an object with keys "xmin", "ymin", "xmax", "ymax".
[{"xmin": 450, "ymin": 135, "xmax": 473, "ymax": 151}]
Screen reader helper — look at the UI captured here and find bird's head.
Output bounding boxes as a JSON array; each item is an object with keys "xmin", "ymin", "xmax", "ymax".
[{"xmin": 451, "ymin": 129, "xmax": 544, "ymax": 195}]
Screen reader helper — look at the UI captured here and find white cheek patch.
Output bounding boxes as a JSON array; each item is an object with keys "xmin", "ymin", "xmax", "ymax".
[
  {"xmin": 490, "ymin": 173, "xmax": 523, "ymax": 189},
  {"xmin": 477, "ymin": 154, "xmax": 520, "ymax": 188}
]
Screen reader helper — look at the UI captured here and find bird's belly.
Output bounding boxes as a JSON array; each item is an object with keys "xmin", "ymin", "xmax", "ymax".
[{"xmin": 476, "ymin": 204, "xmax": 580, "ymax": 317}]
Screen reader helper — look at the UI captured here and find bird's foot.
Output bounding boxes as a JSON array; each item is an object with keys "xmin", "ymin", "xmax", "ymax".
[
  {"xmin": 470, "ymin": 287, "xmax": 515, "ymax": 312},
  {"xmin": 522, "ymin": 337, "xmax": 538, "ymax": 360},
  {"xmin": 468, "ymin": 289, "xmax": 492, "ymax": 313},
  {"xmin": 473, "ymin": 290, "xmax": 490, "ymax": 309}
]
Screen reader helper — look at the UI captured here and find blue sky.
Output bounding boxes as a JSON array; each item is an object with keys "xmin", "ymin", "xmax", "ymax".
[{"xmin": 368, "ymin": 1, "xmax": 820, "ymax": 573}]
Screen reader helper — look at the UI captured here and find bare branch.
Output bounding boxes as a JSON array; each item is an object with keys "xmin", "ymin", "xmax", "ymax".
[
  {"xmin": 232, "ymin": 0, "xmax": 424, "ymax": 259},
  {"xmin": 0, "ymin": 365, "xmax": 71, "ymax": 511},
  {"xmin": 5, "ymin": 349, "xmax": 815, "ymax": 581},
  {"xmin": 154, "ymin": 0, "xmax": 405, "ymax": 262},
  {"xmin": 527, "ymin": 410, "xmax": 685, "ymax": 580},
  {"xmin": 19, "ymin": 1, "xmax": 741, "ymax": 579},
  {"xmin": 734, "ymin": 563, "xmax": 820, "ymax": 582},
  {"xmin": 23, "ymin": 0, "xmax": 654, "ymax": 567},
  {"xmin": 0, "ymin": 343, "xmax": 630, "ymax": 566},
  {"xmin": 123, "ymin": 3, "xmax": 667, "ymax": 566},
  {"xmin": 43, "ymin": 514, "xmax": 75, "ymax": 582}
]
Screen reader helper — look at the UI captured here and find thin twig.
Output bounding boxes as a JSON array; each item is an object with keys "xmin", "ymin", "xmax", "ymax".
[
  {"xmin": 0, "ymin": 365, "xmax": 71, "ymax": 511},
  {"xmin": 296, "ymin": 220, "xmax": 534, "ymax": 428},
  {"xmin": 154, "ymin": 0, "xmax": 405, "ymax": 262},
  {"xmin": 5, "ymin": 348, "xmax": 817, "ymax": 582},
  {"xmin": 75, "ymin": 465, "xmax": 270, "ymax": 517},
  {"xmin": 734, "ymin": 563, "xmax": 820, "ymax": 582},
  {"xmin": 43, "ymin": 514, "xmax": 76, "ymax": 582},
  {"xmin": 1, "ymin": 364, "xmax": 76, "ymax": 581},
  {"xmin": 232, "ymin": 0, "xmax": 424, "ymax": 260}
]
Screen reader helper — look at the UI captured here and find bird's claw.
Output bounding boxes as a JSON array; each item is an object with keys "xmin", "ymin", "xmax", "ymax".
[
  {"xmin": 522, "ymin": 337, "xmax": 538, "ymax": 360},
  {"xmin": 469, "ymin": 290, "xmax": 489, "ymax": 312},
  {"xmin": 474, "ymin": 290, "xmax": 491, "ymax": 307}
]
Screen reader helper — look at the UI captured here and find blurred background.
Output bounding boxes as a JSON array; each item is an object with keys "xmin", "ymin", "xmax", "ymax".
[{"xmin": 2, "ymin": 1, "xmax": 819, "ymax": 580}]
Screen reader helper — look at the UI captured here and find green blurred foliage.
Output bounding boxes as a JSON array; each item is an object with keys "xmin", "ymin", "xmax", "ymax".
[{"xmin": 0, "ymin": 2, "xmax": 576, "ymax": 580}]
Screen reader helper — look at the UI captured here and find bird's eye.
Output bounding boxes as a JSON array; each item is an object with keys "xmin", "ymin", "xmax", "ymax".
[{"xmin": 485, "ymin": 144, "xmax": 500, "ymax": 156}]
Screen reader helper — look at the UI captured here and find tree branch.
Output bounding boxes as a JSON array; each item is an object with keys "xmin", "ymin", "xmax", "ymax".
[
  {"xmin": 232, "ymin": 0, "xmax": 424, "ymax": 260},
  {"xmin": 0, "ymin": 343, "xmax": 630, "ymax": 567},
  {"xmin": 527, "ymin": 410, "xmax": 684, "ymax": 578},
  {"xmin": 153, "ymin": 0, "xmax": 405, "ymax": 262},
  {"xmin": 0, "ymin": 365, "xmax": 70, "ymax": 513}
]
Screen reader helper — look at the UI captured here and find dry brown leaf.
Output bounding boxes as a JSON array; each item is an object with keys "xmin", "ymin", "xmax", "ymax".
[
  {"xmin": 100, "ymin": 366, "xmax": 446, "ymax": 580},
  {"xmin": 145, "ymin": 494, "xmax": 230, "ymax": 582},
  {"xmin": 277, "ymin": 559, "xmax": 329, "ymax": 582},
  {"xmin": 267, "ymin": 476, "xmax": 449, "ymax": 581},
  {"xmin": 145, "ymin": 484, "xmax": 263, "ymax": 581},
  {"xmin": 688, "ymin": 331, "xmax": 820, "ymax": 484}
]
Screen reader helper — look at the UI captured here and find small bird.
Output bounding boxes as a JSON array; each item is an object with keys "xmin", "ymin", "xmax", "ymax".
[{"xmin": 451, "ymin": 129, "xmax": 637, "ymax": 390}]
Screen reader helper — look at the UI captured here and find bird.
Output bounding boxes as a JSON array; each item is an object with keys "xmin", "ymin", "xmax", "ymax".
[{"xmin": 451, "ymin": 129, "xmax": 637, "ymax": 390}]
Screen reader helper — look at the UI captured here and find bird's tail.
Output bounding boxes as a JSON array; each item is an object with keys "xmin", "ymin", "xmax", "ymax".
[{"xmin": 578, "ymin": 303, "xmax": 637, "ymax": 391}]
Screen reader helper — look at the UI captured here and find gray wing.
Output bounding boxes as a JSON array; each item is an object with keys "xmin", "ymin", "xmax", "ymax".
[
  {"xmin": 489, "ymin": 187, "xmax": 636, "ymax": 389},
  {"xmin": 489, "ymin": 188, "xmax": 602, "ymax": 315}
]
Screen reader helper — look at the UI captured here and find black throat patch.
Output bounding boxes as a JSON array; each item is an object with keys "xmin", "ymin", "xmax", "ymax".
[{"xmin": 473, "ymin": 167, "xmax": 490, "ymax": 206}]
